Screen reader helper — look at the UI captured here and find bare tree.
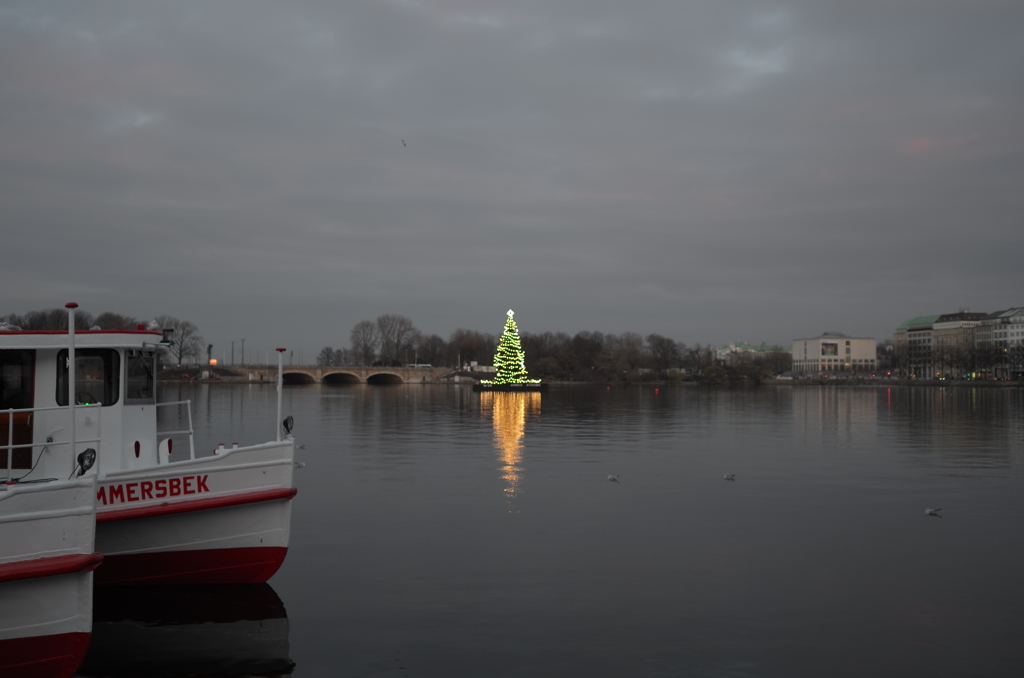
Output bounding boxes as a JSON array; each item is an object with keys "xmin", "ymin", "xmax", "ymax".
[
  {"xmin": 317, "ymin": 347, "xmax": 351, "ymax": 366},
  {"xmin": 94, "ymin": 312, "xmax": 140, "ymax": 330},
  {"xmin": 683, "ymin": 344, "xmax": 718, "ymax": 375},
  {"xmin": 521, "ymin": 331, "xmax": 571, "ymax": 374},
  {"xmin": 875, "ymin": 341, "xmax": 893, "ymax": 373},
  {"xmin": 448, "ymin": 328, "xmax": 495, "ymax": 367},
  {"xmin": 26, "ymin": 309, "xmax": 74, "ymax": 330},
  {"xmin": 646, "ymin": 333, "xmax": 680, "ymax": 373},
  {"xmin": 375, "ymin": 314, "xmax": 417, "ymax": 365},
  {"xmin": 350, "ymin": 320, "xmax": 378, "ymax": 365},
  {"xmin": 7, "ymin": 308, "xmax": 95, "ymax": 330},
  {"xmin": 317, "ymin": 346, "xmax": 338, "ymax": 366},
  {"xmin": 599, "ymin": 332, "xmax": 646, "ymax": 376},
  {"xmin": 154, "ymin": 315, "xmax": 204, "ymax": 366},
  {"xmin": 414, "ymin": 334, "xmax": 447, "ymax": 366},
  {"xmin": 567, "ymin": 332, "xmax": 604, "ymax": 376},
  {"xmin": 730, "ymin": 352, "xmax": 772, "ymax": 382},
  {"xmin": 403, "ymin": 329, "xmax": 424, "ymax": 364},
  {"xmin": 759, "ymin": 350, "xmax": 793, "ymax": 375}
]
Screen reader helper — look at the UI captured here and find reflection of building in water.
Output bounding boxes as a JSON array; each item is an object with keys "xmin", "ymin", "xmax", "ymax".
[
  {"xmin": 883, "ymin": 387, "xmax": 1024, "ymax": 469},
  {"xmin": 479, "ymin": 391, "xmax": 541, "ymax": 499},
  {"xmin": 792, "ymin": 387, "xmax": 878, "ymax": 444},
  {"xmin": 790, "ymin": 386, "xmax": 1023, "ymax": 471}
]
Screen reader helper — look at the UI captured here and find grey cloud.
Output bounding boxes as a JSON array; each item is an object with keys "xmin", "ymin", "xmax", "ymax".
[{"xmin": 2, "ymin": 1, "xmax": 1023, "ymax": 357}]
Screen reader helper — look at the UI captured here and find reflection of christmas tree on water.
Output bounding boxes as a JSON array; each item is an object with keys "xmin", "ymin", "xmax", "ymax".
[
  {"xmin": 476, "ymin": 310, "xmax": 545, "ymax": 391},
  {"xmin": 480, "ymin": 391, "xmax": 541, "ymax": 503}
]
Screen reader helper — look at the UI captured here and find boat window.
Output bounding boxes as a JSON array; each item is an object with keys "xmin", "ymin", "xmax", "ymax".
[
  {"xmin": 57, "ymin": 349, "xmax": 120, "ymax": 406},
  {"xmin": 1, "ymin": 350, "xmax": 34, "ymax": 410},
  {"xmin": 125, "ymin": 350, "xmax": 155, "ymax": 404},
  {"xmin": 1, "ymin": 351, "xmax": 35, "ymax": 469}
]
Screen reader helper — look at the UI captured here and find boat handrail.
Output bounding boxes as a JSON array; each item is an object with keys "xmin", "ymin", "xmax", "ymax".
[
  {"xmin": 1, "ymin": 402, "xmax": 102, "ymax": 415},
  {"xmin": 3, "ymin": 403, "xmax": 103, "ymax": 482},
  {"xmin": 155, "ymin": 399, "xmax": 196, "ymax": 461}
]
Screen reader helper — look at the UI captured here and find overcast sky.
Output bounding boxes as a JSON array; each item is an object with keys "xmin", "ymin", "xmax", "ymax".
[{"xmin": 3, "ymin": 1, "xmax": 1023, "ymax": 361}]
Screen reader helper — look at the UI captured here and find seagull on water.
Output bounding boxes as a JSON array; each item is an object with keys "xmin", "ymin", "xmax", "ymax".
[
  {"xmin": 925, "ymin": 508, "xmax": 942, "ymax": 516},
  {"xmin": 607, "ymin": 475, "xmax": 619, "ymax": 482},
  {"xmin": 723, "ymin": 474, "xmax": 736, "ymax": 481},
  {"xmin": 295, "ymin": 462, "xmax": 306, "ymax": 469}
]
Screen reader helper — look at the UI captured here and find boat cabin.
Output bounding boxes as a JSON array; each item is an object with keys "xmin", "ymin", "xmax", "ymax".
[{"xmin": 1, "ymin": 330, "xmax": 179, "ymax": 481}]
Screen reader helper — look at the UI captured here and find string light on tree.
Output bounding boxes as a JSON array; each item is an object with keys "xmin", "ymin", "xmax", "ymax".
[{"xmin": 477, "ymin": 309, "xmax": 543, "ymax": 390}]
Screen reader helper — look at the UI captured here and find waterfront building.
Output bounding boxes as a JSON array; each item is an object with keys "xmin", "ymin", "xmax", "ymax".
[
  {"xmin": 892, "ymin": 308, "xmax": 1024, "ymax": 379},
  {"xmin": 976, "ymin": 308, "xmax": 1024, "ymax": 378},
  {"xmin": 892, "ymin": 315, "xmax": 941, "ymax": 377},
  {"xmin": 931, "ymin": 311, "xmax": 988, "ymax": 378},
  {"xmin": 791, "ymin": 333, "xmax": 876, "ymax": 375}
]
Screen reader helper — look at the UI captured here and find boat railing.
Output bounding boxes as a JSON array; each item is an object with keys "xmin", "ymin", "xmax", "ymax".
[
  {"xmin": 2, "ymin": 403, "xmax": 103, "ymax": 483},
  {"xmin": 156, "ymin": 399, "xmax": 197, "ymax": 461}
]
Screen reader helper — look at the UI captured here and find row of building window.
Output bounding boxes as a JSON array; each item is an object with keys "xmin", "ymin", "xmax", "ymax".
[{"xmin": 795, "ymin": 359, "xmax": 875, "ymax": 364}]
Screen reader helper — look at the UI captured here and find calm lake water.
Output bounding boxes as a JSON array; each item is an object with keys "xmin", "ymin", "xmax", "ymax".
[{"xmin": 79, "ymin": 384, "xmax": 1024, "ymax": 677}]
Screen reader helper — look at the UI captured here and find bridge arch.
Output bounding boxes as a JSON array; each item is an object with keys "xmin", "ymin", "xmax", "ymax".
[
  {"xmin": 282, "ymin": 372, "xmax": 316, "ymax": 385},
  {"xmin": 366, "ymin": 372, "xmax": 404, "ymax": 385},
  {"xmin": 323, "ymin": 372, "xmax": 361, "ymax": 385}
]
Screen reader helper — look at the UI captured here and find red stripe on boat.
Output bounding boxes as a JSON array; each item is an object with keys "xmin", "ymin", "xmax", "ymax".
[
  {"xmin": 0, "ymin": 553, "xmax": 104, "ymax": 585},
  {"xmin": 94, "ymin": 546, "xmax": 288, "ymax": 585},
  {"xmin": 96, "ymin": 487, "xmax": 297, "ymax": 523},
  {"xmin": 0, "ymin": 632, "xmax": 91, "ymax": 678}
]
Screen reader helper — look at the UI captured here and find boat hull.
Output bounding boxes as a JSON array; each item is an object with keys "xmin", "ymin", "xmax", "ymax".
[
  {"xmin": 0, "ymin": 570, "xmax": 97, "ymax": 678},
  {"xmin": 0, "ymin": 478, "xmax": 99, "ymax": 678},
  {"xmin": 94, "ymin": 440, "xmax": 295, "ymax": 585},
  {"xmin": 0, "ymin": 631, "xmax": 92, "ymax": 678}
]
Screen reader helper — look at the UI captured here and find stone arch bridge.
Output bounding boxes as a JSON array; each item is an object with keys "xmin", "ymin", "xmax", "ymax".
[{"xmin": 235, "ymin": 365, "xmax": 455, "ymax": 385}]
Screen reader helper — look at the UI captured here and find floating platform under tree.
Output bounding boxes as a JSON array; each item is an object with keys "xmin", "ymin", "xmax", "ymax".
[{"xmin": 473, "ymin": 381, "xmax": 547, "ymax": 392}]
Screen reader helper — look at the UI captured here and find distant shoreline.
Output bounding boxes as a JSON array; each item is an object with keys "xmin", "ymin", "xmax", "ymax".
[
  {"xmin": 157, "ymin": 369, "xmax": 1023, "ymax": 388},
  {"xmin": 761, "ymin": 379, "xmax": 1023, "ymax": 388}
]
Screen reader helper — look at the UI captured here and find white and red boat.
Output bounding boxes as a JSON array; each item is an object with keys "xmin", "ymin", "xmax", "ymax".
[
  {"xmin": 0, "ymin": 303, "xmax": 296, "ymax": 586},
  {"xmin": 0, "ymin": 478, "xmax": 102, "ymax": 678},
  {"xmin": 1, "ymin": 400, "xmax": 102, "ymax": 677}
]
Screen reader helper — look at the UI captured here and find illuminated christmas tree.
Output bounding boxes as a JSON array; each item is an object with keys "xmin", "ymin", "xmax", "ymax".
[
  {"xmin": 478, "ymin": 310, "xmax": 542, "ymax": 389},
  {"xmin": 492, "ymin": 310, "xmax": 530, "ymax": 385}
]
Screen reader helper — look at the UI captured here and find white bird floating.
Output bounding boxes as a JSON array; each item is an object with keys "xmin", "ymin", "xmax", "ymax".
[
  {"xmin": 607, "ymin": 475, "xmax": 619, "ymax": 482},
  {"xmin": 925, "ymin": 508, "xmax": 942, "ymax": 516},
  {"xmin": 723, "ymin": 474, "xmax": 736, "ymax": 481},
  {"xmin": 295, "ymin": 462, "xmax": 306, "ymax": 469}
]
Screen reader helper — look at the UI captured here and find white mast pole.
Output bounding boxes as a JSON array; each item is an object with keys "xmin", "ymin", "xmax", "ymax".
[
  {"xmin": 276, "ymin": 348, "xmax": 285, "ymax": 442},
  {"xmin": 66, "ymin": 302, "xmax": 77, "ymax": 475}
]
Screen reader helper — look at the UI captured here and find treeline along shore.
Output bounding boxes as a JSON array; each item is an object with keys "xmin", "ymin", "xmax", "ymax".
[
  {"xmin": 156, "ymin": 365, "xmax": 1024, "ymax": 388},
  {"xmin": 4, "ymin": 307, "xmax": 795, "ymax": 384},
  {"xmin": 17, "ymin": 306, "xmax": 1019, "ymax": 386},
  {"xmin": 319, "ymin": 313, "xmax": 794, "ymax": 384}
]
